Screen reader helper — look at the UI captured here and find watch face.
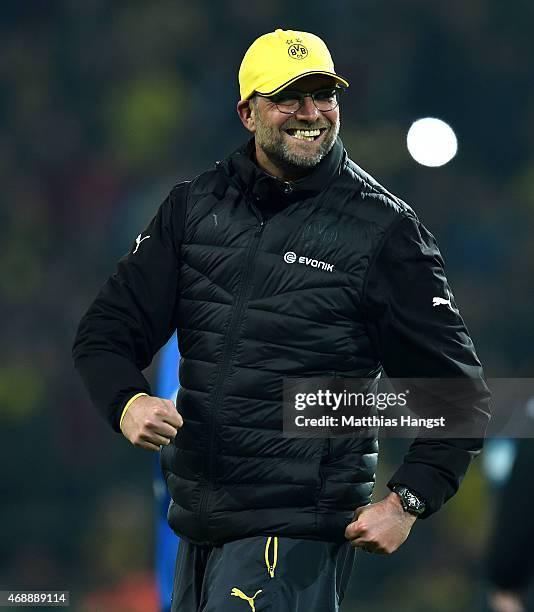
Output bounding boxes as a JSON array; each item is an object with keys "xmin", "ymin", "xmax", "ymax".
[
  {"xmin": 406, "ymin": 491, "xmax": 419, "ymax": 509},
  {"xmin": 395, "ymin": 486, "xmax": 425, "ymax": 514}
]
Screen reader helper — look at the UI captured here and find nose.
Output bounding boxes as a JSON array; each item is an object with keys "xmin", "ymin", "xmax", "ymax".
[{"xmin": 295, "ymin": 95, "xmax": 319, "ymax": 121}]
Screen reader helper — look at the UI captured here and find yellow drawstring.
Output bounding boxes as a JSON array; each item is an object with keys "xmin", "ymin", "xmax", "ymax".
[
  {"xmin": 230, "ymin": 588, "xmax": 263, "ymax": 611},
  {"xmin": 264, "ymin": 536, "xmax": 278, "ymax": 578}
]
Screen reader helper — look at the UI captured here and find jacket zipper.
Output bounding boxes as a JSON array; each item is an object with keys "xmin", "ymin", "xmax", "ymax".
[
  {"xmin": 316, "ymin": 437, "xmax": 331, "ymax": 502},
  {"xmin": 198, "ymin": 205, "xmax": 265, "ymax": 535}
]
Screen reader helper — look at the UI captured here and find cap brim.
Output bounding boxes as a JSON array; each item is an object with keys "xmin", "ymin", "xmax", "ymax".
[{"xmin": 253, "ymin": 71, "xmax": 349, "ymax": 99}]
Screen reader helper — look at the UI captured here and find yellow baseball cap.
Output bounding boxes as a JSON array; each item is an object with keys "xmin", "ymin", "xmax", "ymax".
[{"xmin": 239, "ymin": 28, "xmax": 349, "ymax": 101}]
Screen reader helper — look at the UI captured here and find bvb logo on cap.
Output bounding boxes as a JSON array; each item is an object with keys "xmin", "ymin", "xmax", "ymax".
[{"xmin": 287, "ymin": 40, "xmax": 308, "ymax": 60}]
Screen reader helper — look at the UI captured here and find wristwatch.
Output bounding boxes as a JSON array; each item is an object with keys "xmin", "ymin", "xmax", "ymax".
[{"xmin": 391, "ymin": 485, "xmax": 426, "ymax": 516}]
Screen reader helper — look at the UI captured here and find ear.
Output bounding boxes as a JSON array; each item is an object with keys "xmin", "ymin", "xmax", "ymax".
[{"xmin": 237, "ymin": 99, "xmax": 256, "ymax": 133}]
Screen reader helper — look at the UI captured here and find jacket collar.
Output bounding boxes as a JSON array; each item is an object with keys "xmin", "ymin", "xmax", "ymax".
[{"xmin": 220, "ymin": 136, "xmax": 345, "ymax": 203}]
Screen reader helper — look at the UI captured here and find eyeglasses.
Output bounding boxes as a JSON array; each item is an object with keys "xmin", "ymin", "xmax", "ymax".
[{"xmin": 258, "ymin": 87, "xmax": 344, "ymax": 114}]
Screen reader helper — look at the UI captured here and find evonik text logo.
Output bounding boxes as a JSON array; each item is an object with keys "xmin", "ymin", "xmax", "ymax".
[{"xmin": 283, "ymin": 251, "xmax": 334, "ymax": 272}]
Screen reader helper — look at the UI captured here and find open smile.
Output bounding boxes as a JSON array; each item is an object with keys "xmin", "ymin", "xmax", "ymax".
[{"xmin": 284, "ymin": 127, "xmax": 328, "ymax": 142}]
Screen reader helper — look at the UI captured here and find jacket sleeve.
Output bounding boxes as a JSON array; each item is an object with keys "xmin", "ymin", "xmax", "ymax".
[
  {"xmin": 72, "ymin": 183, "xmax": 187, "ymax": 432},
  {"xmin": 363, "ymin": 214, "xmax": 491, "ymax": 517}
]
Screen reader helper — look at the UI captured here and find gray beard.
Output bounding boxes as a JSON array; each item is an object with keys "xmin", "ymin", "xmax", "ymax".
[{"xmin": 256, "ymin": 119, "xmax": 340, "ymax": 176}]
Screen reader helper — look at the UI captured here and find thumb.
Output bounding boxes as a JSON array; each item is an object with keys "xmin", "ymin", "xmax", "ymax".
[{"xmin": 353, "ymin": 505, "xmax": 368, "ymax": 520}]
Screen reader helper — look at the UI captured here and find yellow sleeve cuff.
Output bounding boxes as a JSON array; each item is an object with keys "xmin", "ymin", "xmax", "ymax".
[{"xmin": 119, "ymin": 392, "xmax": 148, "ymax": 430}]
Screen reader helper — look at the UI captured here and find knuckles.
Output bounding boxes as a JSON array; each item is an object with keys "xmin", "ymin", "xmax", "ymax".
[{"xmin": 345, "ymin": 523, "xmax": 365, "ymax": 539}]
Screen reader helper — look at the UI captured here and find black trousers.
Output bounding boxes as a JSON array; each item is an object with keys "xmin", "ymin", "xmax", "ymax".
[{"xmin": 170, "ymin": 535, "xmax": 356, "ymax": 611}]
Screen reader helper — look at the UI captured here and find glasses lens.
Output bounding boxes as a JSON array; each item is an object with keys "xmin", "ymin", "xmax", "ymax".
[
  {"xmin": 312, "ymin": 89, "xmax": 340, "ymax": 112},
  {"xmin": 272, "ymin": 91, "xmax": 302, "ymax": 113}
]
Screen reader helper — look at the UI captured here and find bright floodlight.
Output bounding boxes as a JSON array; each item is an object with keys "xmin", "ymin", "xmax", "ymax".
[{"xmin": 407, "ymin": 117, "xmax": 458, "ymax": 167}]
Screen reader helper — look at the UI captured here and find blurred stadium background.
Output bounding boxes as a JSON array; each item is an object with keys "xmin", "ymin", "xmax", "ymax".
[{"xmin": 1, "ymin": 1, "xmax": 533, "ymax": 610}]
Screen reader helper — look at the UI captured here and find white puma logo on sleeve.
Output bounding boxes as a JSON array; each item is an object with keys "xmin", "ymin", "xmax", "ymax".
[{"xmin": 432, "ymin": 295, "xmax": 451, "ymax": 308}]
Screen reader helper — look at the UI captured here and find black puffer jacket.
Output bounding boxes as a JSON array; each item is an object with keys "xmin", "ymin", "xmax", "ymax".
[{"xmin": 73, "ymin": 138, "xmax": 490, "ymax": 545}]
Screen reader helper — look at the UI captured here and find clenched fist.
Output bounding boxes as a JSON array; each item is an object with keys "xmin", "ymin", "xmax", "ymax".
[
  {"xmin": 120, "ymin": 395, "xmax": 183, "ymax": 451},
  {"xmin": 345, "ymin": 492, "xmax": 417, "ymax": 554}
]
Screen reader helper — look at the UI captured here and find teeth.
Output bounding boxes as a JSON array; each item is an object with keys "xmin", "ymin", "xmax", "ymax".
[{"xmin": 290, "ymin": 128, "xmax": 322, "ymax": 141}]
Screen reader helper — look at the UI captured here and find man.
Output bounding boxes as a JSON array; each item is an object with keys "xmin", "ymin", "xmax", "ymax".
[{"xmin": 73, "ymin": 29, "xmax": 490, "ymax": 611}]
